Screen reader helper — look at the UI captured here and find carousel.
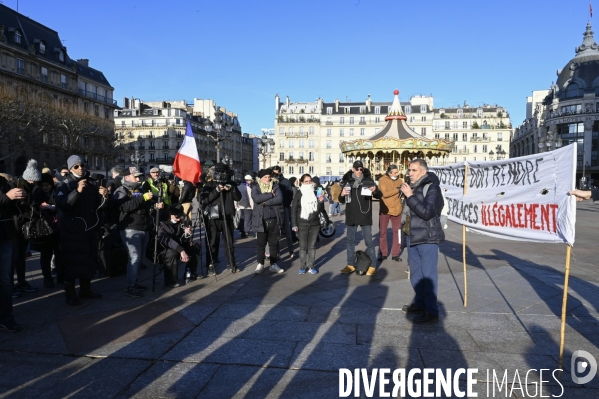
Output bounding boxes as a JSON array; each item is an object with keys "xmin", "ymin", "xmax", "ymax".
[{"xmin": 340, "ymin": 90, "xmax": 454, "ymax": 179}]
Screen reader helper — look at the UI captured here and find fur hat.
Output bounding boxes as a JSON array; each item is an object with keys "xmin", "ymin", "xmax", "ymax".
[{"xmin": 22, "ymin": 159, "xmax": 42, "ymax": 182}]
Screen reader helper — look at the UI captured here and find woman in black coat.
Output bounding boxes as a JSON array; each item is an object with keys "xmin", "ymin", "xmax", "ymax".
[{"xmin": 290, "ymin": 174, "xmax": 325, "ymax": 274}]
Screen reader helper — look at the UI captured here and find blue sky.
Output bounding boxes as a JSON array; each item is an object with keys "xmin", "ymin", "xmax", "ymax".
[{"xmin": 6, "ymin": 0, "xmax": 595, "ymax": 134}]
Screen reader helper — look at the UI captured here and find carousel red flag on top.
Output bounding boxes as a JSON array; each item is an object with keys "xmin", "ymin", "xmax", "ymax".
[{"xmin": 172, "ymin": 119, "xmax": 202, "ymax": 183}]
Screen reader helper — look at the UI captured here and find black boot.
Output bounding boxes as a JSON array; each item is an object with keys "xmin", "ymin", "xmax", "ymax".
[
  {"xmin": 64, "ymin": 281, "xmax": 82, "ymax": 306},
  {"xmin": 79, "ymin": 278, "xmax": 102, "ymax": 299}
]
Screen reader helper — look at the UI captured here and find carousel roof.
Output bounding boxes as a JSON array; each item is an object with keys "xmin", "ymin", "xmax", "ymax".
[{"xmin": 369, "ymin": 90, "xmax": 421, "ymax": 140}]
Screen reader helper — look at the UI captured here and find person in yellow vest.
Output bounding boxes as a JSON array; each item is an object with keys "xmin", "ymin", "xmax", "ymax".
[{"xmin": 142, "ymin": 167, "xmax": 172, "ymax": 206}]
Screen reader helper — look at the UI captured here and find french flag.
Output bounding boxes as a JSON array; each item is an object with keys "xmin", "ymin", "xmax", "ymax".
[{"xmin": 173, "ymin": 119, "xmax": 202, "ymax": 183}]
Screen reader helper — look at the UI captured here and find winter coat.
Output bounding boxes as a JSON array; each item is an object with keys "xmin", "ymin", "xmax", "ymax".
[
  {"xmin": 290, "ymin": 189, "xmax": 325, "ymax": 228},
  {"xmin": 112, "ymin": 185, "xmax": 153, "ymax": 231},
  {"xmin": 178, "ymin": 181, "xmax": 195, "ymax": 204},
  {"xmin": 378, "ymin": 174, "xmax": 404, "ymax": 216},
  {"xmin": 0, "ymin": 175, "xmax": 18, "ymax": 241},
  {"xmin": 404, "ymin": 172, "xmax": 445, "ymax": 246},
  {"xmin": 158, "ymin": 220, "xmax": 192, "ymax": 254},
  {"xmin": 201, "ymin": 180, "xmax": 242, "ymax": 219},
  {"xmin": 276, "ymin": 174, "xmax": 294, "ymax": 208},
  {"xmin": 251, "ymin": 183, "xmax": 283, "ymax": 233},
  {"xmin": 330, "ymin": 182, "xmax": 342, "ymax": 203},
  {"xmin": 338, "ymin": 169, "xmax": 382, "ymax": 226},
  {"xmin": 31, "ymin": 186, "xmax": 60, "ymax": 233}
]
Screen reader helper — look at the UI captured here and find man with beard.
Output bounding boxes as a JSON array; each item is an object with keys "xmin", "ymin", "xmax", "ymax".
[
  {"xmin": 399, "ymin": 159, "xmax": 445, "ymax": 324},
  {"xmin": 56, "ymin": 155, "xmax": 108, "ymax": 305}
]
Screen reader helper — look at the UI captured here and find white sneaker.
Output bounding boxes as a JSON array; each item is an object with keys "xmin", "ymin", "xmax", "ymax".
[
  {"xmin": 255, "ymin": 263, "xmax": 265, "ymax": 274},
  {"xmin": 269, "ymin": 263, "xmax": 284, "ymax": 274}
]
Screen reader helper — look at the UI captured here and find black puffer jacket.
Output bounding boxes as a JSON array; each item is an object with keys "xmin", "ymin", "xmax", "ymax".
[
  {"xmin": 404, "ymin": 172, "xmax": 445, "ymax": 246},
  {"xmin": 275, "ymin": 174, "xmax": 294, "ymax": 208},
  {"xmin": 112, "ymin": 185, "xmax": 153, "ymax": 231},
  {"xmin": 201, "ymin": 180, "xmax": 242, "ymax": 218},
  {"xmin": 290, "ymin": 188, "xmax": 325, "ymax": 228},
  {"xmin": 251, "ymin": 183, "xmax": 283, "ymax": 233},
  {"xmin": 338, "ymin": 168, "xmax": 382, "ymax": 226}
]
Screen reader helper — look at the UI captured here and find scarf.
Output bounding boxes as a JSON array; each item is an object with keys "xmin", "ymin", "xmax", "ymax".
[
  {"xmin": 352, "ymin": 172, "xmax": 364, "ymax": 189},
  {"xmin": 299, "ymin": 184, "xmax": 318, "ymax": 220},
  {"xmin": 259, "ymin": 181, "xmax": 273, "ymax": 194}
]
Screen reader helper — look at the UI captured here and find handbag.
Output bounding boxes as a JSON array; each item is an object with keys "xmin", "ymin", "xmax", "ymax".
[
  {"xmin": 208, "ymin": 204, "xmax": 220, "ymax": 220},
  {"xmin": 22, "ymin": 211, "xmax": 54, "ymax": 240}
]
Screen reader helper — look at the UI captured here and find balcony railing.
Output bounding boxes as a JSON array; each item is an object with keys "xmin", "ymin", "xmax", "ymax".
[
  {"xmin": 470, "ymin": 137, "xmax": 490, "ymax": 142},
  {"xmin": 78, "ymin": 89, "xmax": 118, "ymax": 105}
]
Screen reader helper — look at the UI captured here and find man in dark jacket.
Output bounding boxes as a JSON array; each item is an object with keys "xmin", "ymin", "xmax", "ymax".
[
  {"xmin": 179, "ymin": 180, "xmax": 195, "ymax": 219},
  {"xmin": 400, "ymin": 159, "xmax": 445, "ymax": 324},
  {"xmin": 271, "ymin": 165, "xmax": 295, "ymax": 258},
  {"xmin": 200, "ymin": 163, "xmax": 242, "ymax": 273},
  {"xmin": 113, "ymin": 166, "xmax": 159, "ymax": 298},
  {"xmin": 339, "ymin": 161, "xmax": 382, "ymax": 275},
  {"xmin": 158, "ymin": 204, "xmax": 200, "ymax": 286},
  {"xmin": 0, "ymin": 175, "xmax": 26, "ymax": 332},
  {"xmin": 56, "ymin": 155, "xmax": 107, "ymax": 306}
]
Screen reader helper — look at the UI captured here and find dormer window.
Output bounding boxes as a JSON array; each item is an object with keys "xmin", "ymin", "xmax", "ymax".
[
  {"xmin": 14, "ymin": 30, "xmax": 22, "ymax": 44},
  {"xmin": 420, "ymin": 105, "xmax": 426, "ymax": 113},
  {"xmin": 39, "ymin": 41, "xmax": 46, "ymax": 54},
  {"xmin": 374, "ymin": 106, "xmax": 381, "ymax": 114},
  {"xmin": 58, "ymin": 51, "xmax": 64, "ymax": 62},
  {"xmin": 344, "ymin": 107, "xmax": 350, "ymax": 114},
  {"xmin": 404, "ymin": 106, "xmax": 411, "ymax": 114},
  {"xmin": 326, "ymin": 107, "xmax": 332, "ymax": 115},
  {"xmin": 477, "ymin": 108, "xmax": 483, "ymax": 118}
]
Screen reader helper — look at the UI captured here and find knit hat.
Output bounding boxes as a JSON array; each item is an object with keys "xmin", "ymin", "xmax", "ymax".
[
  {"xmin": 258, "ymin": 169, "xmax": 272, "ymax": 178},
  {"xmin": 168, "ymin": 203, "xmax": 185, "ymax": 218},
  {"xmin": 22, "ymin": 159, "xmax": 42, "ymax": 182},
  {"xmin": 40, "ymin": 173, "xmax": 54, "ymax": 186},
  {"xmin": 67, "ymin": 155, "xmax": 84, "ymax": 170}
]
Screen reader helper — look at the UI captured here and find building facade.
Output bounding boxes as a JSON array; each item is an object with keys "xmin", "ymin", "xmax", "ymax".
[
  {"xmin": 114, "ymin": 97, "xmax": 253, "ymax": 179},
  {"xmin": 0, "ymin": 4, "xmax": 117, "ymax": 175},
  {"xmin": 511, "ymin": 22, "xmax": 599, "ymax": 187},
  {"xmin": 271, "ymin": 93, "xmax": 512, "ymax": 181}
]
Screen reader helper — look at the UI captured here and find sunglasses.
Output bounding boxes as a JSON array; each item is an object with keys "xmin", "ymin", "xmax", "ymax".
[
  {"xmin": 72, "ymin": 164, "xmax": 85, "ymax": 170},
  {"xmin": 60, "ymin": 172, "xmax": 69, "ymax": 176},
  {"xmin": 356, "ymin": 168, "xmax": 364, "ymax": 171}
]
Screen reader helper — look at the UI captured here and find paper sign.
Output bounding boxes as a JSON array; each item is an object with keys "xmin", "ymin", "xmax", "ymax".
[{"xmin": 361, "ymin": 187, "xmax": 372, "ymax": 196}]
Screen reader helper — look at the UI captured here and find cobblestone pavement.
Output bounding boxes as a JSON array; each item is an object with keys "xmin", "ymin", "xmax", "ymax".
[{"xmin": 0, "ymin": 201, "xmax": 598, "ymax": 398}]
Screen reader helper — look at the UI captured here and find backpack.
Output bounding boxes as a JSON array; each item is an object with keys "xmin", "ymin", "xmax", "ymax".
[{"xmin": 354, "ymin": 250, "xmax": 372, "ymax": 275}]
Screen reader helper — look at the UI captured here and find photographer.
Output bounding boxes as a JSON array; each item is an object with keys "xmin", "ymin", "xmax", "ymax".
[
  {"xmin": 113, "ymin": 166, "xmax": 161, "ymax": 298},
  {"xmin": 158, "ymin": 204, "xmax": 199, "ymax": 287},
  {"xmin": 200, "ymin": 163, "xmax": 241, "ymax": 273},
  {"xmin": 142, "ymin": 167, "xmax": 172, "ymax": 209},
  {"xmin": 56, "ymin": 155, "xmax": 108, "ymax": 306}
]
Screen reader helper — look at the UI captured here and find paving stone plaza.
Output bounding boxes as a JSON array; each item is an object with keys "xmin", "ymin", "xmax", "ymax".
[{"xmin": 0, "ymin": 200, "xmax": 598, "ymax": 398}]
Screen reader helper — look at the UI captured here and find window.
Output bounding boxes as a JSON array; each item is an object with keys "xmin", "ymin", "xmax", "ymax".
[
  {"xmin": 149, "ymin": 153, "xmax": 155, "ymax": 161},
  {"xmin": 566, "ymin": 83, "xmax": 582, "ymax": 98},
  {"xmin": 39, "ymin": 41, "xmax": 46, "ymax": 54},
  {"xmin": 340, "ymin": 129, "xmax": 344, "ymax": 137},
  {"xmin": 421, "ymin": 116, "xmax": 427, "ymax": 122},
  {"xmin": 421, "ymin": 128, "xmax": 427, "ymax": 136},
  {"xmin": 435, "ymin": 133, "xmax": 441, "ymax": 139},
  {"xmin": 344, "ymin": 107, "xmax": 350, "ymax": 114},
  {"xmin": 58, "ymin": 51, "xmax": 64, "ymax": 62},
  {"xmin": 349, "ymin": 128, "xmax": 354, "ymax": 136},
  {"xmin": 360, "ymin": 117, "xmax": 365, "ymax": 124},
  {"xmin": 309, "ymin": 126, "xmax": 314, "ymax": 135},
  {"xmin": 375, "ymin": 117, "xmax": 380, "ymax": 123},
  {"xmin": 289, "ymin": 127, "xmax": 294, "ymax": 135},
  {"xmin": 299, "ymin": 152, "xmax": 304, "ymax": 159},
  {"xmin": 405, "ymin": 106, "xmax": 411, "ymax": 114},
  {"xmin": 299, "ymin": 127, "xmax": 304, "ymax": 135},
  {"xmin": 410, "ymin": 116, "xmax": 415, "ymax": 122},
  {"xmin": 289, "ymin": 152, "xmax": 294, "ymax": 159},
  {"xmin": 326, "ymin": 153, "xmax": 332, "ymax": 163},
  {"xmin": 497, "ymin": 132, "xmax": 503, "ymax": 141},
  {"xmin": 326, "ymin": 167, "xmax": 332, "ymax": 175},
  {"xmin": 360, "ymin": 106, "xmax": 365, "ymax": 113},
  {"xmin": 16, "ymin": 58, "xmax": 24, "ymax": 74},
  {"xmin": 327, "ymin": 129, "xmax": 332, "ymax": 137},
  {"xmin": 339, "ymin": 153, "xmax": 344, "ymax": 163},
  {"xmin": 453, "ymin": 133, "xmax": 458, "ymax": 141},
  {"xmin": 163, "ymin": 141, "xmax": 169, "ymax": 149},
  {"xmin": 477, "ymin": 108, "xmax": 483, "ymax": 117},
  {"xmin": 14, "ymin": 30, "xmax": 22, "ymax": 44},
  {"xmin": 41, "ymin": 67, "xmax": 48, "ymax": 82},
  {"xmin": 309, "ymin": 140, "xmax": 314, "ymax": 148},
  {"xmin": 457, "ymin": 109, "xmax": 463, "ymax": 118},
  {"xmin": 462, "ymin": 133, "xmax": 468, "ymax": 141},
  {"xmin": 445, "ymin": 133, "xmax": 450, "ymax": 140},
  {"xmin": 299, "ymin": 139, "xmax": 304, "ymax": 148},
  {"xmin": 339, "ymin": 167, "xmax": 345, "ymax": 175},
  {"xmin": 60, "ymin": 74, "xmax": 67, "ymax": 89},
  {"xmin": 309, "ymin": 152, "xmax": 315, "ymax": 161},
  {"xmin": 445, "ymin": 121, "xmax": 450, "ymax": 129},
  {"xmin": 472, "ymin": 132, "xmax": 478, "ymax": 140},
  {"xmin": 326, "ymin": 141, "xmax": 331, "ymax": 149},
  {"xmin": 327, "ymin": 107, "xmax": 332, "ymax": 115},
  {"xmin": 279, "ymin": 127, "xmax": 284, "ymax": 135},
  {"xmin": 350, "ymin": 117, "xmax": 354, "ymax": 124},
  {"xmin": 463, "ymin": 121, "xmax": 468, "ymax": 129},
  {"xmin": 309, "ymin": 166, "xmax": 314, "ymax": 174},
  {"xmin": 289, "ymin": 166, "xmax": 294, "ymax": 174},
  {"xmin": 375, "ymin": 106, "xmax": 381, "ymax": 114},
  {"xmin": 453, "ymin": 121, "xmax": 458, "ymax": 128},
  {"xmin": 340, "ymin": 117, "xmax": 345, "ymax": 125},
  {"xmin": 474, "ymin": 145, "xmax": 478, "ymax": 153},
  {"xmin": 280, "ymin": 140, "xmax": 284, "ymax": 148},
  {"xmin": 360, "ymin": 128, "xmax": 365, "ymax": 136},
  {"xmin": 279, "ymin": 153, "xmax": 285, "ymax": 161},
  {"xmin": 289, "ymin": 139, "xmax": 294, "ymax": 148},
  {"xmin": 483, "ymin": 145, "xmax": 488, "ymax": 153},
  {"xmin": 299, "ymin": 166, "xmax": 305, "ymax": 174},
  {"xmin": 420, "ymin": 105, "xmax": 427, "ymax": 113}
]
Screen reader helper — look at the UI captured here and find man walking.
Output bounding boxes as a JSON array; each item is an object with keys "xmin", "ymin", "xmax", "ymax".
[
  {"xmin": 378, "ymin": 164, "xmax": 404, "ymax": 262},
  {"xmin": 400, "ymin": 159, "xmax": 445, "ymax": 324},
  {"xmin": 339, "ymin": 161, "xmax": 382, "ymax": 276}
]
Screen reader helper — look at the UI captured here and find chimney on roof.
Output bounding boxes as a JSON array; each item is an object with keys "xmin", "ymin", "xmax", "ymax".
[
  {"xmin": 77, "ymin": 59, "xmax": 89, "ymax": 67},
  {"xmin": 335, "ymin": 98, "xmax": 339, "ymax": 112}
]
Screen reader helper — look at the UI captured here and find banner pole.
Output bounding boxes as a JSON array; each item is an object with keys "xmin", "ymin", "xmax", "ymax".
[
  {"xmin": 463, "ymin": 164, "xmax": 469, "ymax": 307},
  {"xmin": 558, "ymin": 244, "xmax": 572, "ymax": 378}
]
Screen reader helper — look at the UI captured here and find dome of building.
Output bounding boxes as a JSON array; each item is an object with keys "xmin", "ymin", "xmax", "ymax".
[{"xmin": 556, "ymin": 22, "xmax": 599, "ymax": 94}]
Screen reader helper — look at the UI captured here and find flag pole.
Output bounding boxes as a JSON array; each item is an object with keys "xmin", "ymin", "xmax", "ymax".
[
  {"xmin": 558, "ymin": 244, "xmax": 573, "ymax": 378},
  {"xmin": 463, "ymin": 164, "xmax": 469, "ymax": 307}
]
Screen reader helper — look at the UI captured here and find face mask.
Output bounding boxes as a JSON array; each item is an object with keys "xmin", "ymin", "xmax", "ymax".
[
  {"xmin": 170, "ymin": 219, "xmax": 178, "ymax": 224},
  {"xmin": 390, "ymin": 176, "xmax": 398, "ymax": 181}
]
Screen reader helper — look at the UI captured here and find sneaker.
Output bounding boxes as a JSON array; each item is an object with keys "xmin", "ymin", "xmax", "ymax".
[
  {"xmin": 308, "ymin": 268, "xmax": 318, "ymax": 275},
  {"xmin": 0, "ymin": 319, "xmax": 22, "ymax": 333},
  {"xmin": 340, "ymin": 265, "xmax": 355, "ymax": 274},
  {"xmin": 134, "ymin": 283, "xmax": 148, "ymax": 291},
  {"xmin": 125, "ymin": 286, "xmax": 143, "ymax": 298},
  {"xmin": 255, "ymin": 263, "xmax": 265, "ymax": 274},
  {"xmin": 392, "ymin": 256, "xmax": 402, "ymax": 262},
  {"xmin": 269, "ymin": 263, "xmax": 284, "ymax": 274},
  {"xmin": 377, "ymin": 255, "xmax": 388, "ymax": 262},
  {"xmin": 43, "ymin": 278, "xmax": 55, "ymax": 288},
  {"xmin": 298, "ymin": 267, "xmax": 307, "ymax": 275},
  {"xmin": 412, "ymin": 312, "xmax": 440, "ymax": 324},
  {"xmin": 165, "ymin": 281, "xmax": 180, "ymax": 288},
  {"xmin": 365, "ymin": 267, "xmax": 377, "ymax": 276},
  {"xmin": 17, "ymin": 282, "xmax": 38, "ymax": 293},
  {"xmin": 208, "ymin": 264, "xmax": 216, "ymax": 276},
  {"xmin": 401, "ymin": 304, "xmax": 425, "ymax": 314}
]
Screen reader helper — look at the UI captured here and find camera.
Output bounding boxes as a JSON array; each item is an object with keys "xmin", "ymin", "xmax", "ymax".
[
  {"xmin": 212, "ymin": 163, "xmax": 231, "ymax": 184},
  {"xmin": 153, "ymin": 169, "xmax": 170, "ymax": 184}
]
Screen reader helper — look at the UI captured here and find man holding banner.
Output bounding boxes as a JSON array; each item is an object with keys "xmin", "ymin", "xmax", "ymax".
[
  {"xmin": 569, "ymin": 188, "xmax": 599, "ymax": 202},
  {"xmin": 400, "ymin": 159, "xmax": 445, "ymax": 324}
]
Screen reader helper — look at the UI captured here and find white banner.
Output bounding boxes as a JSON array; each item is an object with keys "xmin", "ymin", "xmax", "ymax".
[{"xmin": 430, "ymin": 144, "xmax": 577, "ymax": 246}]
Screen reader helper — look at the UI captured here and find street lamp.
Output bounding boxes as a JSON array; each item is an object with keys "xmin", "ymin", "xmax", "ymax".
[
  {"xmin": 489, "ymin": 150, "xmax": 494, "ymax": 161},
  {"xmin": 203, "ymin": 105, "xmax": 234, "ymax": 163},
  {"xmin": 130, "ymin": 150, "xmax": 146, "ymax": 172},
  {"xmin": 258, "ymin": 133, "xmax": 275, "ymax": 169}
]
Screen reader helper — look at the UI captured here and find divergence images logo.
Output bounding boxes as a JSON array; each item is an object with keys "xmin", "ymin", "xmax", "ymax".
[{"xmin": 571, "ymin": 350, "xmax": 597, "ymax": 384}]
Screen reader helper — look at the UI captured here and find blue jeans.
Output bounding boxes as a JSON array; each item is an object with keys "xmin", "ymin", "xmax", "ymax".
[
  {"xmin": 330, "ymin": 202, "xmax": 341, "ymax": 215},
  {"xmin": 120, "ymin": 229, "xmax": 148, "ymax": 287},
  {"xmin": 0, "ymin": 239, "xmax": 14, "ymax": 324},
  {"xmin": 346, "ymin": 225, "xmax": 375, "ymax": 266},
  {"xmin": 408, "ymin": 242, "xmax": 439, "ymax": 315}
]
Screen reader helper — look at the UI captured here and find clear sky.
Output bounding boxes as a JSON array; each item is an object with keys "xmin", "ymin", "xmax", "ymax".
[{"xmin": 4, "ymin": 0, "xmax": 595, "ymax": 134}]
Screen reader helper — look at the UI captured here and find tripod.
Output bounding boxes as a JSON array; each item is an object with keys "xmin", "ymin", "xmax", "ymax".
[
  {"xmin": 219, "ymin": 188, "xmax": 237, "ymax": 273},
  {"xmin": 151, "ymin": 181, "xmax": 164, "ymax": 293}
]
